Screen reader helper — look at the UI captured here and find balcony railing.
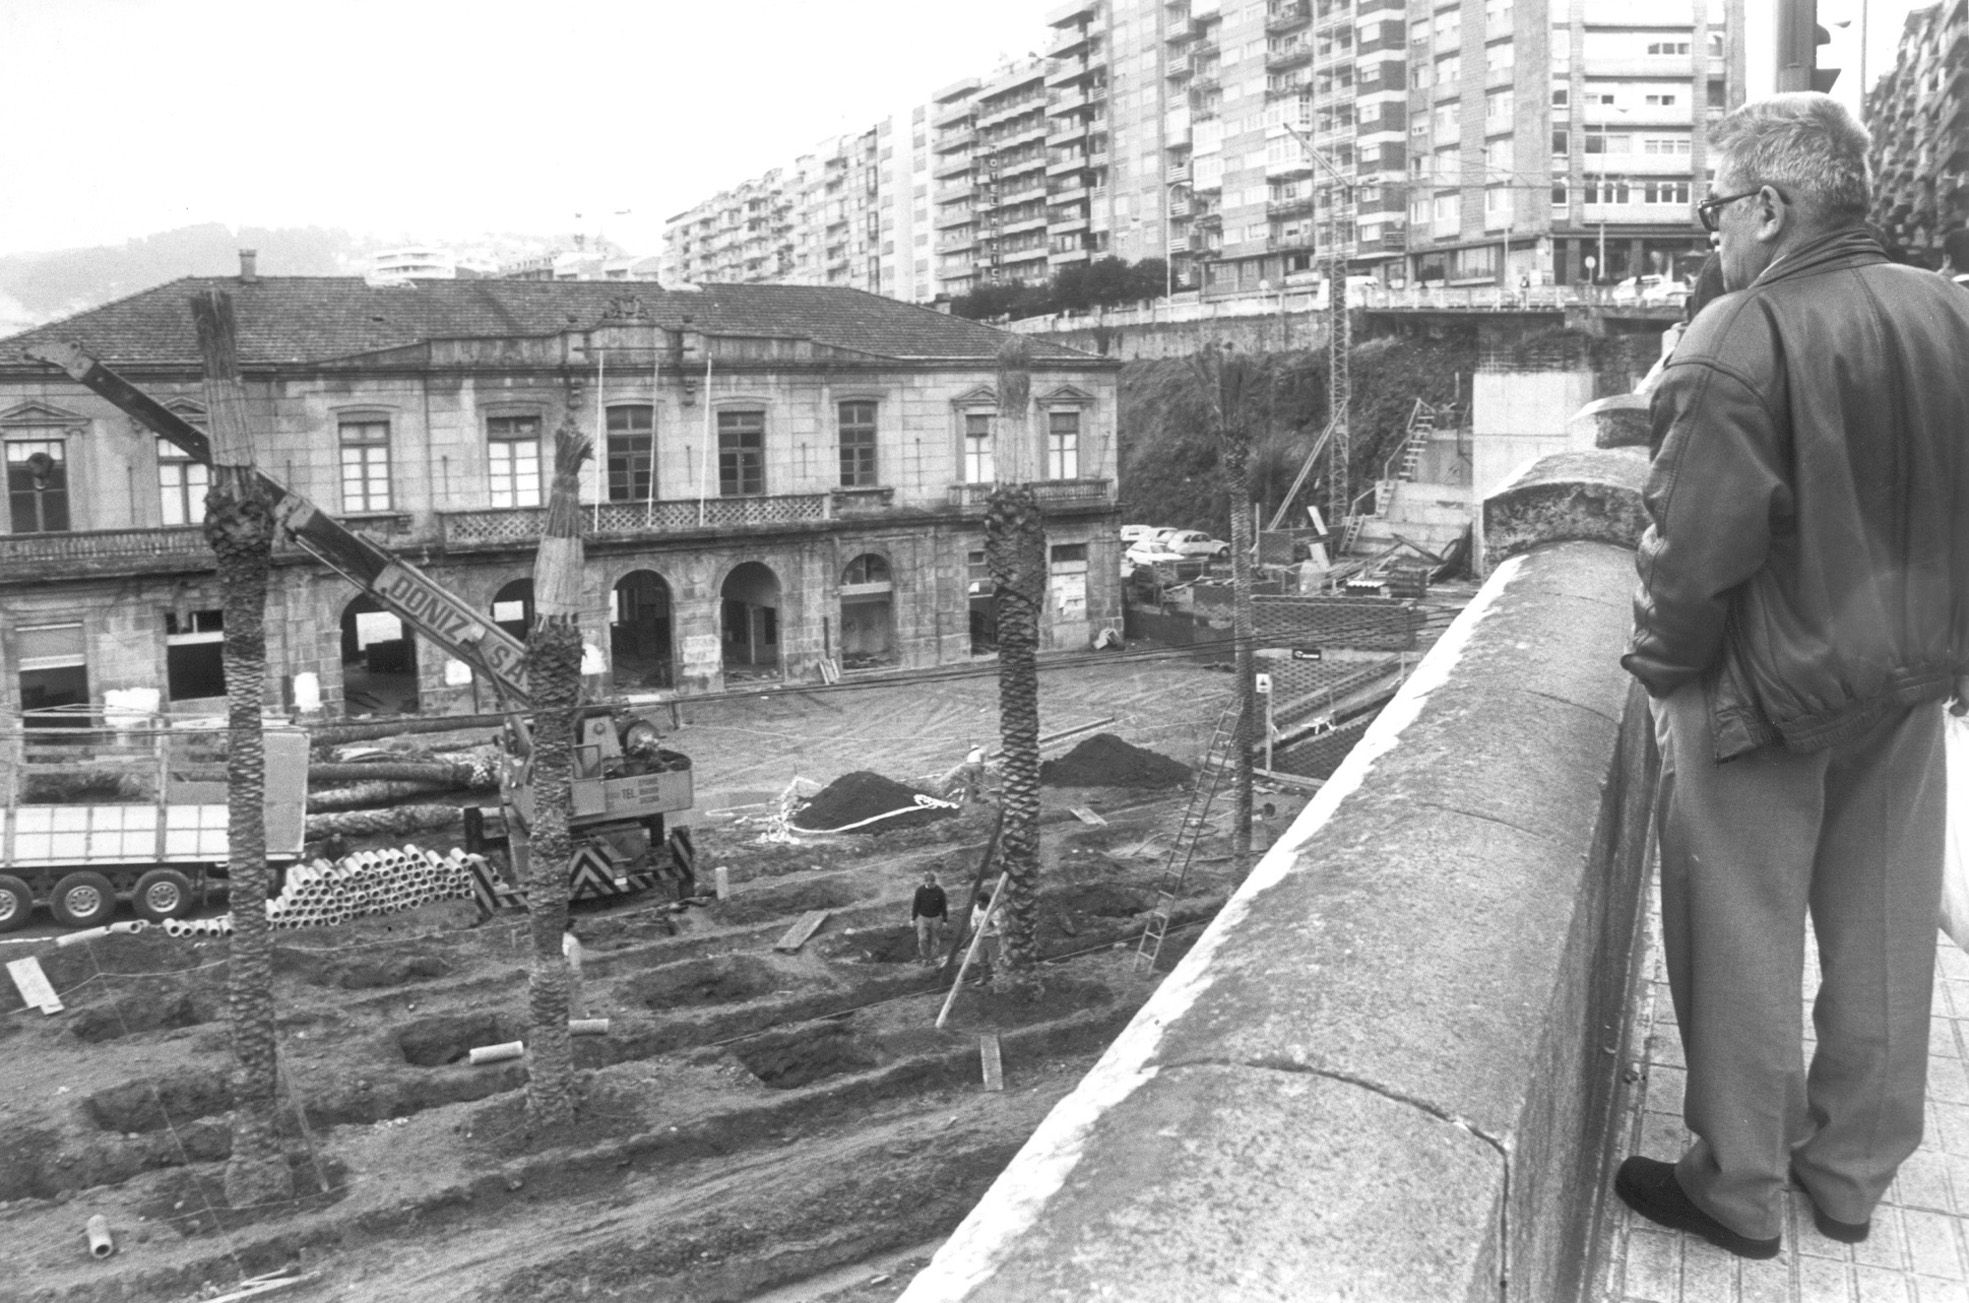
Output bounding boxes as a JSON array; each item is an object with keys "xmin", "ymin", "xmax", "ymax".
[
  {"xmin": 0, "ymin": 524, "xmax": 211, "ymax": 567},
  {"xmin": 441, "ymin": 495, "xmax": 832, "ymax": 546},
  {"xmin": 946, "ymin": 479, "xmax": 1113, "ymax": 510}
]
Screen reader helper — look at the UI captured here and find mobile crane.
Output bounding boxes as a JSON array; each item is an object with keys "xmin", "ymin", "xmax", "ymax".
[{"xmin": 8, "ymin": 341, "xmax": 694, "ymax": 930}]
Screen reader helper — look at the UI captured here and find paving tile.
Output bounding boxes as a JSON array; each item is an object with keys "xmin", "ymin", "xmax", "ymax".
[
  {"xmin": 1894, "ymin": 1153, "xmax": 1954, "ymax": 1212},
  {"xmin": 1930, "ymin": 1059, "xmax": 1969, "ymax": 1106},
  {"xmin": 1904, "ymin": 1210, "xmax": 1967, "ymax": 1280},
  {"xmin": 1684, "ymin": 1241, "xmax": 1743, "ymax": 1301},
  {"xmin": 1934, "ymin": 1104, "xmax": 1969, "ymax": 1159},
  {"xmin": 1740, "ymin": 1253, "xmax": 1794, "ymax": 1303},
  {"xmin": 1797, "ymin": 1254, "xmax": 1855, "ymax": 1302},
  {"xmin": 1856, "ymin": 1266, "xmax": 1914, "ymax": 1303},
  {"xmin": 1854, "ymin": 1208, "xmax": 1912, "ymax": 1271},
  {"xmin": 1912, "ymin": 1278, "xmax": 1969, "ymax": 1303},
  {"xmin": 1646, "ymin": 1064, "xmax": 1688, "ymax": 1117},
  {"xmin": 1642, "ymin": 1109, "xmax": 1689, "ymax": 1158},
  {"xmin": 1622, "ymin": 1228, "xmax": 1683, "ymax": 1303}
]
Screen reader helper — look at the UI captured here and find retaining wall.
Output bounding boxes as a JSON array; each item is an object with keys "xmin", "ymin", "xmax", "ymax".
[{"xmin": 903, "ymin": 451, "xmax": 1658, "ymax": 1302}]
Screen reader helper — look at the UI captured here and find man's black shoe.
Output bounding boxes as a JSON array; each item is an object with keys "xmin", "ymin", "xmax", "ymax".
[
  {"xmin": 1615, "ymin": 1157, "xmax": 1782, "ymax": 1259},
  {"xmin": 1789, "ymin": 1165, "xmax": 1870, "ymax": 1243}
]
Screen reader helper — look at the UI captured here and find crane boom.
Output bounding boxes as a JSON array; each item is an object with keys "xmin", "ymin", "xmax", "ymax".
[{"xmin": 21, "ymin": 340, "xmax": 531, "ymax": 708}]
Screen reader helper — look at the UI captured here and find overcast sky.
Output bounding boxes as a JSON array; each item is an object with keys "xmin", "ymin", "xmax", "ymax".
[
  {"xmin": 0, "ymin": 0, "xmax": 1923, "ymax": 260},
  {"xmin": 0, "ymin": 0, "xmax": 1061, "ymax": 258}
]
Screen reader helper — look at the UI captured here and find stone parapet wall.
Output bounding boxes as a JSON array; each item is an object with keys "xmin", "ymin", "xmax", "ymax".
[{"xmin": 903, "ymin": 476, "xmax": 1658, "ymax": 1300}]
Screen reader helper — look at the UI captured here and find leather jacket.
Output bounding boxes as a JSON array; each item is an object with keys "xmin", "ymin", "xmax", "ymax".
[{"xmin": 1622, "ymin": 228, "xmax": 1969, "ymax": 760}]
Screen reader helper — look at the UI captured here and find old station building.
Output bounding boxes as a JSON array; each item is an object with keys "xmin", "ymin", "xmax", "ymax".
[{"xmin": 0, "ymin": 263, "xmax": 1120, "ymax": 718}]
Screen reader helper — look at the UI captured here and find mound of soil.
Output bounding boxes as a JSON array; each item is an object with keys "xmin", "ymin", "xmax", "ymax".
[
  {"xmin": 791, "ymin": 771, "xmax": 957, "ymax": 835},
  {"xmin": 1040, "ymin": 734, "xmax": 1192, "ymax": 789}
]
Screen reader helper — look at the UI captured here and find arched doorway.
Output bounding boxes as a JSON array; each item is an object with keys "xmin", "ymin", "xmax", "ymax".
[
  {"xmin": 720, "ymin": 562, "xmax": 780, "ymax": 679},
  {"xmin": 340, "ymin": 596, "xmax": 418, "ymax": 716},
  {"xmin": 838, "ymin": 553, "xmax": 895, "ymax": 670},
  {"xmin": 610, "ymin": 570, "xmax": 674, "ymax": 689},
  {"xmin": 492, "ymin": 579, "xmax": 534, "ymax": 644}
]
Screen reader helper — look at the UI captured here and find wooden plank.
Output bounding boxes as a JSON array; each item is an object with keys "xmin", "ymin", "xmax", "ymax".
[
  {"xmin": 1067, "ymin": 805, "xmax": 1107, "ymax": 827},
  {"xmin": 980, "ymin": 1034, "xmax": 1004, "ymax": 1091},
  {"xmin": 7, "ymin": 957, "xmax": 63, "ymax": 1014},
  {"xmin": 773, "ymin": 909, "xmax": 830, "ymax": 953}
]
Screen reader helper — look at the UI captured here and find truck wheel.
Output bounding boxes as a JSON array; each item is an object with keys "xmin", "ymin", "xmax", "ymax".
[
  {"xmin": 49, "ymin": 871, "xmax": 117, "ymax": 928},
  {"xmin": 133, "ymin": 868, "xmax": 196, "ymax": 922},
  {"xmin": 0, "ymin": 875, "xmax": 33, "ymax": 933}
]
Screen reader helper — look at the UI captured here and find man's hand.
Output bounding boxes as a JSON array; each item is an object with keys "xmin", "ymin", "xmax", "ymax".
[{"xmin": 1953, "ymin": 675, "xmax": 1969, "ymax": 717}]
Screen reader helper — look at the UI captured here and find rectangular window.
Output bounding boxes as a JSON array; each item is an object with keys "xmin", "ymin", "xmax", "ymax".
[
  {"xmin": 606, "ymin": 404, "xmax": 656, "ymax": 503},
  {"xmin": 1644, "ymin": 180, "xmax": 1691, "ymax": 205},
  {"xmin": 717, "ymin": 409, "xmax": 765, "ymax": 496},
  {"xmin": 1552, "ymin": 83, "xmax": 1570, "ymax": 107},
  {"xmin": 838, "ymin": 400, "xmax": 879, "ymax": 487},
  {"xmin": 1644, "ymin": 92, "xmax": 1678, "ymax": 106},
  {"xmin": 5, "ymin": 439, "xmax": 69, "ymax": 534},
  {"xmin": 339, "ymin": 418, "xmax": 392, "ymax": 514},
  {"xmin": 1432, "ymin": 192, "xmax": 1460, "ymax": 232},
  {"xmin": 1552, "ymin": 176, "xmax": 1570, "ymax": 208},
  {"xmin": 1485, "ymin": 137, "xmax": 1512, "ymax": 173},
  {"xmin": 165, "ymin": 609, "xmax": 226, "ymax": 701},
  {"xmin": 1485, "ymin": 41, "xmax": 1513, "ymax": 75},
  {"xmin": 1047, "ymin": 409, "xmax": 1080, "ymax": 480},
  {"xmin": 1484, "ymin": 186, "xmax": 1513, "ymax": 227},
  {"xmin": 1485, "ymin": 90, "xmax": 1514, "ymax": 127},
  {"xmin": 963, "ymin": 412, "xmax": 995, "ymax": 484},
  {"xmin": 486, "ymin": 415, "xmax": 542, "ymax": 508},
  {"xmin": 158, "ymin": 437, "xmax": 209, "ymax": 527}
]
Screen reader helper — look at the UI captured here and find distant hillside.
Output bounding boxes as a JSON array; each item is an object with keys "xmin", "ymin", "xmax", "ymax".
[{"xmin": 0, "ymin": 224, "xmax": 380, "ymax": 335}]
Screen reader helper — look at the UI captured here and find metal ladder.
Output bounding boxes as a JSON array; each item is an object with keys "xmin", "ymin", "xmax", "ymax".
[
  {"xmin": 1136, "ymin": 703, "xmax": 1242, "ymax": 972},
  {"xmin": 1396, "ymin": 401, "xmax": 1436, "ymax": 481}
]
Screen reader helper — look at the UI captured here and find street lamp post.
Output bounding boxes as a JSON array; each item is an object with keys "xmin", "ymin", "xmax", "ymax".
[{"xmin": 1164, "ymin": 179, "xmax": 1193, "ymax": 304}]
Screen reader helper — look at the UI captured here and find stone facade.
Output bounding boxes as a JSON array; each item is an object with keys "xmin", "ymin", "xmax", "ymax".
[{"xmin": 0, "ymin": 278, "xmax": 1121, "ymax": 720}]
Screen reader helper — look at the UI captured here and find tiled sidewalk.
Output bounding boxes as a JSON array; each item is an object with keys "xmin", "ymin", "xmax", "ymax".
[{"xmin": 1602, "ymin": 891, "xmax": 1969, "ymax": 1303}]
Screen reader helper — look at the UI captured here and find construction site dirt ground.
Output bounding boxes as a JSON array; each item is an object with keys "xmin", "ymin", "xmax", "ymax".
[{"xmin": 1, "ymin": 650, "xmax": 1305, "ymax": 1303}]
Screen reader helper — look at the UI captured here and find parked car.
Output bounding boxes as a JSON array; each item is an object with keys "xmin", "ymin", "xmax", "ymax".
[
  {"xmin": 1155, "ymin": 529, "xmax": 1231, "ymax": 559},
  {"xmin": 1611, "ymin": 274, "xmax": 1689, "ymax": 308},
  {"xmin": 1119, "ymin": 523, "xmax": 1158, "ymax": 543},
  {"xmin": 1124, "ymin": 539, "xmax": 1188, "ymax": 568}
]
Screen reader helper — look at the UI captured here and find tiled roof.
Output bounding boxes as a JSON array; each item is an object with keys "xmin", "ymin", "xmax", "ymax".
[{"xmin": 0, "ymin": 278, "xmax": 1099, "ymax": 370}]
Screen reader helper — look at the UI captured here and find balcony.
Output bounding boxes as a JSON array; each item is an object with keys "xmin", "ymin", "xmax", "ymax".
[
  {"xmin": 442, "ymin": 496, "xmax": 836, "ymax": 549},
  {"xmin": 0, "ymin": 524, "xmax": 213, "ymax": 575},
  {"xmin": 1266, "ymin": 1, "xmax": 1310, "ymax": 33},
  {"xmin": 1267, "ymin": 44, "xmax": 1313, "ymax": 71},
  {"xmin": 946, "ymin": 479, "xmax": 1112, "ymax": 511}
]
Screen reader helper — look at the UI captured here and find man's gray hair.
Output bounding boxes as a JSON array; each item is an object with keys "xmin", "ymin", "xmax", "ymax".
[{"xmin": 1710, "ymin": 92, "xmax": 1872, "ymax": 226}]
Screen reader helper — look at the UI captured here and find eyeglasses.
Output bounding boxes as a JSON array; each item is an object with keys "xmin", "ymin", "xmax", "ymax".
[{"xmin": 1697, "ymin": 186, "xmax": 1782, "ymax": 233}]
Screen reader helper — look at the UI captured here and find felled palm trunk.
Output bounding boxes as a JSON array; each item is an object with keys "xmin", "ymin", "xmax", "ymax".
[
  {"xmin": 192, "ymin": 289, "xmax": 292, "ymax": 1208},
  {"xmin": 988, "ymin": 339, "xmax": 1045, "ymax": 999},
  {"xmin": 521, "ymin": 420, "xmax": 591, "ymax": 1130}
]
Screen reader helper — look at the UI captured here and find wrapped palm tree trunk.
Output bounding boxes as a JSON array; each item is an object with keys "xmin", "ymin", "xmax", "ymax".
[
  {"xmin": 192, "ymin": 289, "xmax": 292, "ymax": 1207},
  {"xmin": 522, "ymin": 418, "xmax": 591, "ymax": 1129},
  {"xmin": 987, "ymin": 339, "xmax": 1045, "ymax": 998}
]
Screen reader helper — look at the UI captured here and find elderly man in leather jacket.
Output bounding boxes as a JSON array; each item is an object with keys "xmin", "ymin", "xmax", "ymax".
[{"xmin": 1615, "ymin": 93, "xmax": 1969, "ymax": 1260}]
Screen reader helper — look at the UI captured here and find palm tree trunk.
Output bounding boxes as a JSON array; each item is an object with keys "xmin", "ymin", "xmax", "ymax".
[
  {"xmin": 985, "ymin": 485, "xmax": 1045, "ymax": 998},
  {"xmin": 192, "ymin": 290, "xmax": 292, "ymax": 1208},
  {"xmin": 989, "ymin": 338, "xmax": 1044, "ymax": 998},
  {"xmin": 522, "ymin": 419, "xmax": 592, "ymax": 1129}
]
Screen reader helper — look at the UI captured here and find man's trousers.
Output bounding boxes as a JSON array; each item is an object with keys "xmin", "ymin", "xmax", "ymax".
[{"xmin": 1653, "ymin": 684, "xmax": 1948, "ymax": 1240}]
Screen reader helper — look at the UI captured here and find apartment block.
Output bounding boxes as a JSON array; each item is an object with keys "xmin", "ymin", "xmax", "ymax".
[
  {"xmin": 663, "ymin": 0, "xmax": 1739, "ymax": 302},
  {"xmin": 1864, "ymin": 0, "xmax": 1969, "ymax": 260}
]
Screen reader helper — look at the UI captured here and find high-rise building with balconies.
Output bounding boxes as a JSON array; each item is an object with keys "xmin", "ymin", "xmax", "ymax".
[
  {"xmin": 664, "ymin": 0, "xmax": 1739, "ymax": 302},
  {"xmin": 1864, "ymin": 1, "xmax": 1969, "ymax": 261}
]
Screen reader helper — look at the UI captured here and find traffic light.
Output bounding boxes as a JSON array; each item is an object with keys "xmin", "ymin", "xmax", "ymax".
[{"xmin": 1777, "ymin": 0, "xmax": 1841, "ymax": 93}]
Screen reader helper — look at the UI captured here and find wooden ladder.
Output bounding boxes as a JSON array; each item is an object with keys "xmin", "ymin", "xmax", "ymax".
[{"xmin": 1137, "ymin": 703, "xmax": 1241, "ymax": 973}]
